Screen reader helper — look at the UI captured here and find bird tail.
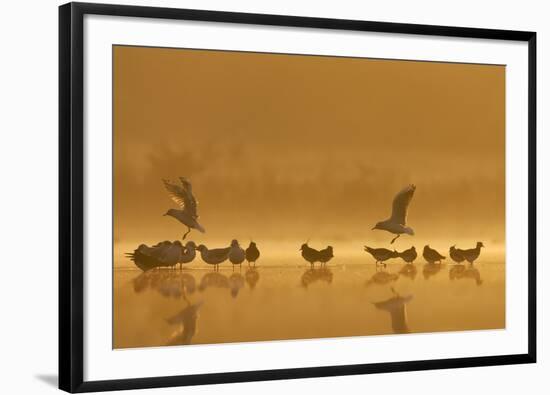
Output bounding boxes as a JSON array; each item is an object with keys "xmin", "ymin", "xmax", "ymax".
[{"xmin": 195, "ymin": 222, "xmax": 206, "ymax": 233}]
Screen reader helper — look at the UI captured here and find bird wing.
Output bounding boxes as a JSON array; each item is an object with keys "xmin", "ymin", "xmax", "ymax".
[
  {"xmin": 163, "ymin": 178, "xmax": 199, "ymax": 218},
  {"xmin": 390, "ymin": 184, "xmax": 416, "ymax": 225},
  {"xmin": 148, "ymin": 242, "xmax": 174, "ymax": 262},
  {"xmin": 208, "ymin": 247, "xmax": 231, "ymax": 260}
]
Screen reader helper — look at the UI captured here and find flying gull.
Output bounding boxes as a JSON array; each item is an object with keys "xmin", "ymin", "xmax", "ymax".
[
  {"xmin": 163, "ymin": 177, "xmax": 205, "ymax": 240},
  {"xmin": 372, "ymin": 184, "xmax": 416, "ymax": 244}
]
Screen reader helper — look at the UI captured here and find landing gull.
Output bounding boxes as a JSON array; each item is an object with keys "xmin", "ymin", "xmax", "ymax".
[
  {"xmin": 372, "ymin": 184, "xmax": 416, "ymax": 244},
  {"xmin": 163, "ymin": 177, "xmax": 206, "ymax": 240}
]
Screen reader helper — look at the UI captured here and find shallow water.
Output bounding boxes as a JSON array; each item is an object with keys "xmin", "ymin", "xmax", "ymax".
[{"xmin": 113, "ymin": 258, "xmax": 504, "ymax": 349}]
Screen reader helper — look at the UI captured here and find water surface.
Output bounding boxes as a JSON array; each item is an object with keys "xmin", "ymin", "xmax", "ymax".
[{"xmin": 113, "ymin": 258, "xmax": 504, "ymax": 349}]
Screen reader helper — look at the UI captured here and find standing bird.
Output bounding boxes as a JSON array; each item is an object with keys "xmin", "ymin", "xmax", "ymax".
[
  {"xmin": 228, "ymin": 240, "xmax": 246, "ymax": 270},
  {"xmin": 455, "ymin": 242, "xmax": 484, "ymax": 264},
  {"xmin": 364, "ymin": 246, "xmax": 399, "ymax": 267},
  {"xmin": 178, "ymin": 241, "xmax": 197, "ymax": 270},
  {"xmin": 398, "ymin": 246, "xmax": 417, "ymax": 263},
  {"xmin": 157, "ymin": 241, "xmax": 184, "ymax": 270},
  {"xmin": 300, "ymin": 243, "xmax": 320, "ymax": 268},
  {"xmin": 196, "ymin": 244, "xmax": 230, "ymax": 270},
  {"xmin": 163, "ymin": 177, "xmax": 205, "ymax": 240},
  {"xmin": 372, "ymin": 184, "xmax": 416, "ymax": 244},
  {"xmin": 317, "ymin": 246, "xmax": 334, "ymax": 266},
  {"xmin": 245, "ymin": 241, "xmax": 260, "ymax": 267},
  {"xmin": 449, "ymin": 245, "xmax": 465, "ymax": 264},
  {"xmin": 126, "ymin": 241, "xmax": 183, "ymax": 271},
  {"xmin": 423, "ymin": 245, "xmax": 446, "ymax": 264}
]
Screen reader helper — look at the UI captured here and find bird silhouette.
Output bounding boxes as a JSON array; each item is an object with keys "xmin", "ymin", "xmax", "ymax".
[
  {"xmin": 449, "ymin": 245, "xmax": 465, "ymax": 264},
  {"xmin": 454, "ymin": 242, "xmax": 484, "ymax": 264},
  {"xmin": 228, "ymin": 240, "xmax": 246, "ymax": 270},
  {"xmin": 163, "ymin": 177, "xmax": 205, "ymax": 240},
  {"xmin": 300, "ymin": 243, "xmax": 321, "ymax": 268},
  {"xmin": 363, "ymin": 246, "xmax": 399, "ymax": 267},
  {"xmin": 126, "ymin": 244, "xmax": 162, "ymax": 271},
  {"xmin": 245, "ymin": 241, "xmax": 260, "ymax": 267},
  {"xmin": 422, "ymin": 245, "xmax": 446, "ymax": 264},
  {"xmin": 178, "ymin": 241, "xmax": 197, "ymax": 270},
  {"xmin": 158, "ymin": 241, "xmax": 185, "ymax": 270},
  {"xmin": 372, "ymin": 184, "xmax": 416, "ymax": 244},
  {"xmin": 126, "ymin": 240, "xmax": 183, "ymax": 271},
  {"xmin": 196, "ymin": 244, "xmax": 230, "ymax": 270},
  {"xmin": 317, "ymin": 246, "xmax": 334, "ymax": 266},
  {"xmin": 398, "ymin": 246, "xmax": 417, "ymax": 263}
]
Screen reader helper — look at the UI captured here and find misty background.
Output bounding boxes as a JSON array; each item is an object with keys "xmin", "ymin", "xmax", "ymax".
[{"xmin": 113, "ymin": 46, "xmax": 505, "ymax": 264}]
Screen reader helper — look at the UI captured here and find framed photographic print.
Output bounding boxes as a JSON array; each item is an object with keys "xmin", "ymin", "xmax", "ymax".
[{"xmin": 59, "ymin": 2, "xmax": 536, "ymax": 393}]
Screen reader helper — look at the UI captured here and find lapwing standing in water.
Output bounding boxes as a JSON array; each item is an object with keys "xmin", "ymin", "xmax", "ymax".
[
  {"xmin": 300, "ymin": 242, "xmax": 321, "ymax": 268},
  {"xmin": 163, "ymin": 177, "xmax": 206, "ymax": 240},
  {"xmin": 398, "ymin": 246, "xmax": 417, "ymax": 263},
  {"xmin": 245, "ymin": 241, "xmax": 260, "ymax": 267},
  {"xmin": 454, "ymin": 242, "xmax": 484, "ymax": 264},
  {"xmin": 423, "ymin": 245, "xmax": 446, "ymax": 264},
  {"xmin": 372, "ymin": 184, "xmax": 416, "ymax": 244},
  {"xmin": 449, "ymin": 245, "xmax": 465, "ymax": 264},
  {"xmin": 317, "ymin": 246, "xmax": 334, "ymax": 266}
]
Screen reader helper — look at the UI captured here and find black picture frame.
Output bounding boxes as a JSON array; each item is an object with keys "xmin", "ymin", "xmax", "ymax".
[{"xmin": 59, "ymin": 2, "xmax": 537, "ymax": 393}]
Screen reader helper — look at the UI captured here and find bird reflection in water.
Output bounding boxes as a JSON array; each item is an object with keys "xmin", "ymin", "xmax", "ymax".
[
  {"xmin": 365, "ymin": 268, "xmax": 399, "ymax": 287},
  {"xmin": 132, "ymin": 271, "xmax": 196, "ymax": 299},
  {"xmin": 198, "ymin": 272, "xmax": 245, "ymax": 298},
  {"xmin": 399, "ymin": 263, "xmax": 418, "ymax": 280},
  {"xmin": 165, "ymin": 300, "xmax": 203, "ymax": 346},
  {"xmin": 245, "ymin": 268, "xmax": 260, "ymax": 290},
  {"xmin": 422, "ymin": 263, "xmax": 444, "ymax": 280},
  {"xmin": 229, "ymin": 273, "xmax": 245, "ymax": 298},
  {"xmin": 373, "ymin": 287, "xmax": 413, "ymax": 334},
  {"xmin": 301, "ymin": 267, "xmax": 333, "ymax": 288},
  {"xmin": 449, "ymin": 264, "xmax": 483, "ymax": 285}
]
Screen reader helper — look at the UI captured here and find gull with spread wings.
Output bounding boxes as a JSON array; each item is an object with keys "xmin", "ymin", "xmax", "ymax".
[
  {"xmin": 372, "ymin": 184, "xmax": 416, "ymax": 244},
  {"xmin": 163, "ymin": 177, "xmax": 206, "ymax": 240}
]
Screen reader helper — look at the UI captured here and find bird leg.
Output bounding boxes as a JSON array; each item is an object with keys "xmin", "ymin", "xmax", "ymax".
[
  {"xmin": 182, "ymin": 227, "xmax": 191, "ymax": 240},
  {"xmin": 390, "ymin": 234, "xmax": 400, "ymax": 244}
]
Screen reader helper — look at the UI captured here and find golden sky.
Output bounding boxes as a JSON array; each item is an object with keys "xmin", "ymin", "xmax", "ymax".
[{"xmin": 113, "ymin": 45, "xmax": 505, "ymax": 257}]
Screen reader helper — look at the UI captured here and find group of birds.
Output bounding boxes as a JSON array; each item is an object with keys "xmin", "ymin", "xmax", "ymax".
[
  {"xmin": 127, "ymin": 239, "xmax": 261, "ymax": 271},
  {"xmin": 128, "ymin": 177, "xmax": 261, "ymax": 271},
  {"xmin": 127, "ymin": 178, "xmax": 485, "ymax": 271},
  {"xmin": 299, "ymin": 243, "xmax": 334, "ymax": 268},
  {"xmin": 364, "ymin": 242, "xmax": 484, "ymax": 267}
]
